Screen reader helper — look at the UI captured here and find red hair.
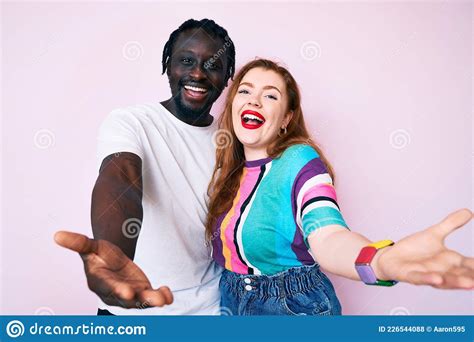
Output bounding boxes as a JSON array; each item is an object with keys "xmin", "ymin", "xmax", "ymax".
[{"xmin": 205, "ymin": 59, "xmax": 335, "ymax": 239}]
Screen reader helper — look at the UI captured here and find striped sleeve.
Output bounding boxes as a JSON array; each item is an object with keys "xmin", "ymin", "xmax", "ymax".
[{"xmin": 293, "ymin": 158, "xmax": 349, "ymax": 240}]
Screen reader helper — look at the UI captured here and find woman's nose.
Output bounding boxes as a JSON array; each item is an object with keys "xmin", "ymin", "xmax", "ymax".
[{"xmin": 248, "ymin": 97, "xmax": 261, "ymax": 107}]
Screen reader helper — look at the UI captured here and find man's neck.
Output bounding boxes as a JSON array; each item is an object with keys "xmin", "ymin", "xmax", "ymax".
[{"xmin": 160, "ymin": 99, "xmax": 214, "ymax": 127}]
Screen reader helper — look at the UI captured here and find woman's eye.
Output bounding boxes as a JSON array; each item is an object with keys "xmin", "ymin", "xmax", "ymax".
[
  {"xmin": 266, "ymin": 94, "xmax": 278, "ymax": 100},
  {"xmin": 238, "ymin": 89, "xmax": 249, "ymax": 94}
]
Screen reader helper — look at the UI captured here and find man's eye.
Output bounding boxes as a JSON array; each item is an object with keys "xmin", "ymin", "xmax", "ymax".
[
  {"xmin": 206, "ymin": 62, "xmax": 217, "ymax": 70},
  {"xmin": 181, "ymin": 58, "xmax": 192, "ymax": 65}
]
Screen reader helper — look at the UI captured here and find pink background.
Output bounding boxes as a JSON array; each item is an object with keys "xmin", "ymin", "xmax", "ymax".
[{"xmin": 1, "ymin": 1, "xmax": 472, "ymax": 315}]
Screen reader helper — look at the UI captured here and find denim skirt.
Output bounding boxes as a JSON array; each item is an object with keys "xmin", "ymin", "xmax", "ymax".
[{"xmin": 219, "ymin": 264, "xmax": 342, "ymax": 316}]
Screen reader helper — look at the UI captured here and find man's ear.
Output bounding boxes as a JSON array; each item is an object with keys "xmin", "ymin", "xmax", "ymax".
[{"xmin": 224, "ymin": 75, "xmax": 231, "ymax": 88}]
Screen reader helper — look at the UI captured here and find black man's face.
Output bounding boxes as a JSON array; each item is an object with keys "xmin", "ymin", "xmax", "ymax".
[{"xmin": 167, "ymin": 29, "xmax": 230, "ymax": 117}]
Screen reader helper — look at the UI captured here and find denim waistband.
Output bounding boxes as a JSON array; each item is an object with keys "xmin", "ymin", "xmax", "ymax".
[{"xmin": 220, "ymin": 264, "xmax": 326, "ymax": 298}]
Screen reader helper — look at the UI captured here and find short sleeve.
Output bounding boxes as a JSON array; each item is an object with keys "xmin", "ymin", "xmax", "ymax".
[
  {"xmin": 96, "ymin": 109, "xmax": 144, "ymax": 168},
  {"xmin": 293, "ymin": 157, "xmax": 349, "ymax": 241}
]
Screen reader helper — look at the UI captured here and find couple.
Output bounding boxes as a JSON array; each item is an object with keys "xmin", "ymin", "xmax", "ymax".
[{"xmin": 55, "ymin": 19, "xmax": 473, "ymax": 316}]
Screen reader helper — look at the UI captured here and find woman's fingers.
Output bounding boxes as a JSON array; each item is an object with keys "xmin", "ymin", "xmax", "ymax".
[
  {"xmin": 460, "ymin": 257, "xmax": 474, "ymax": 270},
  {"xmin": 406, "ymin": 267, "xmax": 474, "ymax": 289},
  {"xmin": 441, "ymin": 266, "xmax": 474, "ymax": 289},
  {"xmin": 54, "ymin": 231, "xmax": 98, "ymax": 254},
  {"xmin": 405, "ymin": 270, "xmax": 443, "ymax": 286},
  {"xmin": 430, "ymin": 208, "xmax": 472, "ymax": 241}
]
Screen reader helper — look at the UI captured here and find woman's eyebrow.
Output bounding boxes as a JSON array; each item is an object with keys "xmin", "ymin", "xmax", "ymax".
[{"xmin": 239, "ymin": 82, "xmax": 281, "ymax": 95}]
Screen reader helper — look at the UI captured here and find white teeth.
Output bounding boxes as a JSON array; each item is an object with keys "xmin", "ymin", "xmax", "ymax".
[
  {"xmin": 242, "ymin": 114, "xmax": 264, "ymax": 123},
  {"xmin": 184, "ymin": 85, "xmax": 207, "ymax": 92}
]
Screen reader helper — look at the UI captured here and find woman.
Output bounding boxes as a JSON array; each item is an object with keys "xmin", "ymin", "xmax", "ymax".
[
  {"xmin": 205, "ymin": 58, "xmax": 473, "ymax": 315},
  {"xmin": 54, "ymin": 59, "xmax": 473, "ymax": 314}
]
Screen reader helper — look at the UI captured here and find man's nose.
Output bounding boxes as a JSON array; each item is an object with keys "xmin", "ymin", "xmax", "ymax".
[{"xmin": 189, "ymin": 64, "xmax": 206, "ymax": 80}]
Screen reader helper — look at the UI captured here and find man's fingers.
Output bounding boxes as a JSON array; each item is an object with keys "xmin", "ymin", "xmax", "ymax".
[
  {"xmin": 158, "ymin": 286, "xmax": 174, "ymax": 305},
  {"xmin": 137, "ymin": 287, "xmax": 174, "ymax": 308},
  {"xmin": 88, "ymin": 272, "xmax": 141, "ymax": 308},
  {"xmin": 100, "ymin": 291, "xmax": 138, "ymax": 309},
  {"xmin": 54, "ymin": 231, "xmax": 98, "ymax": 254},
  {"xmin": 433, "ymin": 208, "xmax": 472, "ymax": 240}
]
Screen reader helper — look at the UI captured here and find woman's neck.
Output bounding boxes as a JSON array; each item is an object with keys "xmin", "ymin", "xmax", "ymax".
[{"xmin": 244, "ymin": 146, "xmax": 269, "ymax": 161}]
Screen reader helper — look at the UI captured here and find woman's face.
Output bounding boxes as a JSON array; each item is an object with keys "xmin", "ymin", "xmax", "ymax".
[{"xmin": 232, "ymin": 67, "xmax": 292, "ymax": 159}]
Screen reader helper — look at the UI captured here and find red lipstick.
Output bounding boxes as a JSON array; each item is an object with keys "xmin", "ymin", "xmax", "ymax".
[{"xmin": 241, "ymin": 110, "xmax": 265, "ymax": 130}]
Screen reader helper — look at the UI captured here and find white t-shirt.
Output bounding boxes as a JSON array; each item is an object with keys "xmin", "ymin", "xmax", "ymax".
[{"xmin": 95, "ymin": 102, "xmax": 223, "ymax": 315}]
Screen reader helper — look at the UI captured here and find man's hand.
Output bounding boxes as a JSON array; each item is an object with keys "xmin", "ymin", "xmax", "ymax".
[{"xmin": 54, "ymin": 231, "xmax": 173, "ymax": 308}]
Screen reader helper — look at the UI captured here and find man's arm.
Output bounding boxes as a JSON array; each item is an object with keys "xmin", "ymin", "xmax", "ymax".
[
  {"xmin": 91, "ymin": 152, "xmax": 143, "ymax": 260},
  {"xmin": 55, "ymin": 152, "xmax": 173, "ymax": 308}
]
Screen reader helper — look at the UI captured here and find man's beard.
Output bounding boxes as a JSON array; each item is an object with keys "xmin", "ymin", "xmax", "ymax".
[{"xmin": 175, "ymin": 92, "xmax": 211, "ymax": 121}]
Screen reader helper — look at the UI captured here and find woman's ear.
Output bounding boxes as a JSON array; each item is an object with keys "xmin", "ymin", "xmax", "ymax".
[{"xmin": 283, "ymin": 111, "xmax": 294, "ymax": 128}]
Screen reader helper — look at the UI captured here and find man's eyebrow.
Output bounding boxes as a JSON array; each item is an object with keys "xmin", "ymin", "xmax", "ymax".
[
  {"xmin": 175, "ymin": 49, "xmax": 196, "ymax": 55},
  {"xmin": 239, "ymin": 82, "xmax": 282, "ymax": 95},
  {"xmin": 174, "ymin": 49, "xmax": 224, "ymax": 62}
]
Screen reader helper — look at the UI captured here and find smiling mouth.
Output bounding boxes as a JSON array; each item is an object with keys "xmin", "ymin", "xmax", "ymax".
[
  {"xmin": 182, "ymin": 84, "xmax": 209, "ymax": 101},
  {"xmin": 241, "ymin": 110, "xmax": 265, "ymax": 129}
]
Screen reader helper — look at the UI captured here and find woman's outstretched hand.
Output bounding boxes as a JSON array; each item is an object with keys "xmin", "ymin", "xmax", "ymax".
[
  {"xmin": 54, "ymin": 231, "xmax": 173, "ymax": 308},
  {"xmin": 377, "ymin": 208, "xmax": 473, "ymax": 289}
]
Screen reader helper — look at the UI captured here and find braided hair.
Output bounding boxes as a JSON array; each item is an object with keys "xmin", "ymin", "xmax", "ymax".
[{"xmin": 162, "ymin": 19, "xmax": 236, "ymax": 81}]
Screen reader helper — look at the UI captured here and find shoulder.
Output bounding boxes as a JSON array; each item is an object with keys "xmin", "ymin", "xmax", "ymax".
[
  {"xmin": 279, "ymin": 144, "xmax": 320, "ymax": 165},
  {"xmin": 107, "ymin": 103, "xmax": 162, "ymax": 122},
  {"xmin": 278, "ymin": 144, "xmax": 330, "ymax": 183},
  {"xmin": 101, "ymin": 103, "xmax": 173, "ymax": 134}
]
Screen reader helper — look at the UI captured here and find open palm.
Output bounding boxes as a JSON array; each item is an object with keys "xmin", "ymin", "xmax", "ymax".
[
  {"xmin": 378, "ymin": 209, "xmax": 473, "ymax": 289},
  {"xmin": 54, "ymin": 231, "xmax": 173, "ymax": 308}
]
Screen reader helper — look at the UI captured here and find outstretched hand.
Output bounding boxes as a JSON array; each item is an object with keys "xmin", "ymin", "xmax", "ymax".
[
  {"xmin": 377, "ymin": 209, "xmax": 473, "ymax": 289},
  {"xmin": 54, "ymin": 231, "xmax": 173, "ymax": 308}
]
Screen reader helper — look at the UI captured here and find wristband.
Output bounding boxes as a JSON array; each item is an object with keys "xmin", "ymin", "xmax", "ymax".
[{"xmin": 355, "ymin": 239, "xmax": 398, "ymax": 286}]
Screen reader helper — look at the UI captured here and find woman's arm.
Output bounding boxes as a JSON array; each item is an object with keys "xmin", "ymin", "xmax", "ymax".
[
  {"xmin": 308, "ymin": 225, "xmax": 391, "ymax": 281},
  {"xmin": 308, "ymin": 209, "xmax": 473, "ymax": 289}
]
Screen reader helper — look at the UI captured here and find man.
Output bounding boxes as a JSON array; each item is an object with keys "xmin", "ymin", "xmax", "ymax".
[{"xmin": 55, "ymin": 18, "xmax": 236, "ymax": 315}]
